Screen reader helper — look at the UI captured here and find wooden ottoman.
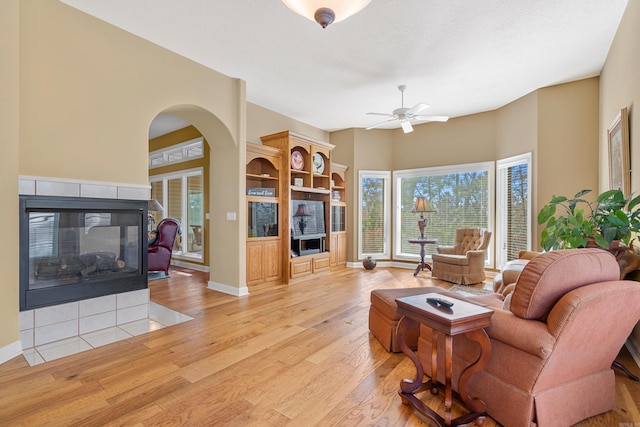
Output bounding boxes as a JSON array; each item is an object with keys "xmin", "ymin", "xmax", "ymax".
[{"xmin": 369, "ymin": 288, "xmax": 436, "ymax": 352}]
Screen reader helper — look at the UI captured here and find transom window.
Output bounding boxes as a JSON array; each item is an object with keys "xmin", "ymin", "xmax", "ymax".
[{"xmin": 149, "ymin": 137, "xmax": 204, "ymax": 169}]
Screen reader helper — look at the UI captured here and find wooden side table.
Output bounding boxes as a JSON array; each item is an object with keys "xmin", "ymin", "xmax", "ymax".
[
  {"xmin": 408, "ymin": 238, "xmax": 437, "ymax": 276},
  {"xmin": 395, "ymin": 293, "xmax": 494, "ymax": 426}
]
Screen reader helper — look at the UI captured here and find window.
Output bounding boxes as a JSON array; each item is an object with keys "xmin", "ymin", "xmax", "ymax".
[
  {"xmin": 393, "ymin": 162, "xmax": 495, "ymax": 267},
  {"xmin": 359, "ymin": 171, "xmax": 391, "ymax": 260},
  {"xmin": 149, "ymin": 137, "xmax": 204, "ymax": 169},
  {"xmin": 150, "ymin": 168, "xmax": 204, "ymax": 260},
  {"xmin": 496, "ymin": 153, "xmax": 531, "ymax": 268}
]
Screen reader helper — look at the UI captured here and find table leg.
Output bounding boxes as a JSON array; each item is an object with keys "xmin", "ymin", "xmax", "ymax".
[
  {"xmin": 397, "ymin": 316, "xmax": 446, "ymax": 426},
  {"xmin": 444, "ymin": 334, "xmax": 453, "ymax": 426},
  {"xmin": 431, "ymin": 331, "xmax": 439, "ymax": 394},
  {"xmin": 413, "ymin": 242, "xmax": 432, "ymax": 276},
  {"xmin": 457, "ymin": 328, "xmax": 492, "ymax": 414},
  {"xmin": 396, "ymin": 316, "xmax": 425, "ymax": 394}
]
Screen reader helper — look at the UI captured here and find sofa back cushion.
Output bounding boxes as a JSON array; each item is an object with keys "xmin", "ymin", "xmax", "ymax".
[{"xmin": 510, "ymin": 248, "xmax": 620, "ymax": 320}]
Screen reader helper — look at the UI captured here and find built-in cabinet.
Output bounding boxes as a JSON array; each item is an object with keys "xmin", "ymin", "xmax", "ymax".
[
  {"xmin": 246, "ymin": 143, "xmax": 283, "ymax": 285},
  {"xmin": 330, "ymin": 162, "xmax": 348, "ymax": 268},
  {"xmin": 260, "ymin": 130, "xmax": 339, "ymax": 282}
]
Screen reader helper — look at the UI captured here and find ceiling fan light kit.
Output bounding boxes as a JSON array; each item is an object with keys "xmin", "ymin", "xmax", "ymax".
[
  {"xmin": 366, "ymin": 85, "xmax": 450, "ymax": 133},
  {"xmin": 282, "ymin": 0, "xmax": 372, "ymax": 28}
]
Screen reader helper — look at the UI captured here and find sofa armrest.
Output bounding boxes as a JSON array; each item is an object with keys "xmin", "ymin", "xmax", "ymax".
[
  {"xmin": 437, "ymin": 246, "xmax": 456, "ymax": 254},
  {"xmin": 486, "ymin": 309, "xmax": 555, "ymax": 360}
]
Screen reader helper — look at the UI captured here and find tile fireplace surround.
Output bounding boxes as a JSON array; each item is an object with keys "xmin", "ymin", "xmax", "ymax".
[{"xmin": 16, "ymin": 176, "xmax": 188, "ymax": 364}]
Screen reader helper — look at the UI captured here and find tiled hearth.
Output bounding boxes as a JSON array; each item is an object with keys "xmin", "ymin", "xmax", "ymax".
[{"xmin": 20, "ymin": 290, "xmax": 192, "ymax": 366}]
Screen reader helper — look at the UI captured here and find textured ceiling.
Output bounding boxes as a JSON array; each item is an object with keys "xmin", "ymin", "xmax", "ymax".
[{"xmin": 61, "ymin": 0, "xmax": 628, "ymax": 134}]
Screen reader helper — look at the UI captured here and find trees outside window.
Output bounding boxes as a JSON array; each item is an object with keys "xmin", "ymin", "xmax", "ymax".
[
  {"xmin": 359, "ymin": 171, "xmax": 390, "ymax": 260},
  {"xmin": 394, "ymin": 162, "xmax": 495, "ymax": 267}
]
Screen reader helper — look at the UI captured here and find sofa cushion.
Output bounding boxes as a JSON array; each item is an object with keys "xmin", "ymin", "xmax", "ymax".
[{"xmin": 510, "ymin": 248, "xmax": 620, "ymax": 320}]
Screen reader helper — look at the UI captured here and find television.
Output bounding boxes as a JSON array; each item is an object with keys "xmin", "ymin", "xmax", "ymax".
[{"xmin": 291, "ymin": 200, "xmax": 325, "ymax": 237}]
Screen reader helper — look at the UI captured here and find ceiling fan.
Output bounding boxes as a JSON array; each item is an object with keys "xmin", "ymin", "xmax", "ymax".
[{"xmin": 366, "ymin": 85, "xmax": 449, "ymax": 133}]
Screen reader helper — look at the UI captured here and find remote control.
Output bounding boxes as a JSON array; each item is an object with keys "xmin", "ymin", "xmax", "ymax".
[{"xmin": 426, "ymin": 297, "xmax": 454, "ymax": 308}]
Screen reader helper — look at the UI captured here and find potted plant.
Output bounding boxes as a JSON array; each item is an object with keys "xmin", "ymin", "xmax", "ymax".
[{"xmin": 538, "ymin": 189, "xmax": 640, "ymax": 251}]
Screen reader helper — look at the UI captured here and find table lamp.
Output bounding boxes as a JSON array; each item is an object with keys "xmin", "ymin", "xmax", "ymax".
[
  {"xmin": 413, "ymin": 196, "xmax": 435, "ymax": 239},
  {"xmin": 293, "ymin": 203, "xmax": 312, "ymax": 235}
]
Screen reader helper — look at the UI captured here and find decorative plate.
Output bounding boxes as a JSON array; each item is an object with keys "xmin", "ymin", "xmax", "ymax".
[
  {"xmin": 312, "ymin": 153, "xmax": 325, "ymax": 174},
  {"xmin": 290, "ymin": 150, "xmax": 304, "ymax": 170}
]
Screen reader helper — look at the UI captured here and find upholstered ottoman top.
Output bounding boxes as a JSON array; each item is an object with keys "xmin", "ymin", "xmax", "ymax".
[{"xmin": 370, "ymin": 288, "xmax": 436, "ymax": 321}]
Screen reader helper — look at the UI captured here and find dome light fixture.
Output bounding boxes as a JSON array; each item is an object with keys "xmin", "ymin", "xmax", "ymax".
[{"xmin": 282, "ymin": 0, "xmax": 372, "ymax": 28}]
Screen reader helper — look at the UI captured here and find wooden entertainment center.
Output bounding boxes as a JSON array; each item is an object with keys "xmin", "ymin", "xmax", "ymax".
[{"xmin": 246, "ymin": 130, "xmax": 347, "ymax": 285}]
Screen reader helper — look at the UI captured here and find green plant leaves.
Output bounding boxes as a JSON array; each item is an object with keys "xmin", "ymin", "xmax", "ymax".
[{"xmin": 538, "ymin": 188, "xmax": 640, "ymax": 251}]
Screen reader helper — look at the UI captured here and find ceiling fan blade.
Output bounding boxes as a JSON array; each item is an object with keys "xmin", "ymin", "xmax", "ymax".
[
  {"xmin": 406, "ymin": 103, "xmax": 430, "ymax": 116},
  {"xmin": 413, "ymin": 115, "xmax": 450, "ymax": 122},
  {"xmin": 366, "ymin": 118, "xmax": 397, "ymax": 130},
  {"xmin": 401, "ymin": 120, "xmax": 413, "ymax": 133},
  {"xmin": 366, "ymin": 112, "xmax": 396, "ymax": 118}
]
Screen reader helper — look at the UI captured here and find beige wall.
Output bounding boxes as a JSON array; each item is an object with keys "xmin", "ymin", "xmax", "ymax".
[
  {"xmin": 391, "ymin": 111, "xmax": 497, "ymax": 170},
  {"xmin": 535, "ymin": 78, "xmax": 600, "ymax": 245},
  {"xmin": 247, "ymin": 103, "xmax": 328, "ymax": 145},
  {"xmin": 600, "ymin": 0, "xmax": 640, "ymax": 356},
  {"xmin": 537, "ymin": 77, "xmax": 600, "ymax": 201},
  {"xmin": 0, "ymin": 0, "xmax": 20, "ymax": 349},
  {"xmin": 495, "ymin": 91, "xmax": 538, "ymax": 161}
]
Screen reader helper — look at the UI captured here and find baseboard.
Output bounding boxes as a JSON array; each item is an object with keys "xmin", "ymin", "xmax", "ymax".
[
  {"xmin": 171, "ymin": 259, "xmax": 209, "ymax": 272},
  {"xmin": 207, "ymin": 281, "xmax": 249, "ymax": 297},
  {"xmin": 346, "ymin": 261, "xmax": 415, "ymax": 270},
  {"xmin": 0, "ymin": 340, "xmax": 22, "ymax": 366},
  {"xmin": 626, "ymin": 338, "xmax": 640, "ymax": 369}
]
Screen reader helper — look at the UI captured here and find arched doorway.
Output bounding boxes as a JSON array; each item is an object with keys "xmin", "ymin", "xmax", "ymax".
[{"xmin": 148, "ymin": 105, "xmax": 247, "ymax": 295}]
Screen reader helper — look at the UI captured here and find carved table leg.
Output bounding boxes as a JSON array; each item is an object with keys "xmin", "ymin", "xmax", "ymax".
[
  {"xmin": 457, "ymin": 328, "xmax": 492, "ymax": 414},
  {"xmin": 396, "ymin": 316, "xmax": 425, "ymax": 394}
]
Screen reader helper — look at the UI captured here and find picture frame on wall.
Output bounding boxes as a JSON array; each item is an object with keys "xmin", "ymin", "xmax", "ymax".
[{"xmin": 608, "ymin": 107, "xmax": 630, "ymax": 195}]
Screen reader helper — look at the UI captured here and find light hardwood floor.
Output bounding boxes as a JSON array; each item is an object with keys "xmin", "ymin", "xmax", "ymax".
[{"xmin": 1, "ymin": 266, "xmax": 639, "ymax": 426}]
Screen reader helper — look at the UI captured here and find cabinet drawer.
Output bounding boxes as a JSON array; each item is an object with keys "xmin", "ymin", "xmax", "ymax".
[
  {"xmin": 313, "ymin": 255, "xmax": 331, "ymax": 271},
  {"xmin": 290, "ymin": 258, "xmax": 312, "ymax": 278}
]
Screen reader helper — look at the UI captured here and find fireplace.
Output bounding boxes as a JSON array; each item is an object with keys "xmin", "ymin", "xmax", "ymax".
[{"xmin": 19, "ymin": 195, "xmax": 148, "ymax": 311}]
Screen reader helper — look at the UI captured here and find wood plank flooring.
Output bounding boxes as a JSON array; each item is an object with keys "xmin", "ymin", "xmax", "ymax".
[{"xmin": 0, "ymin": 266, "xmax": 639, "ymax": 426}]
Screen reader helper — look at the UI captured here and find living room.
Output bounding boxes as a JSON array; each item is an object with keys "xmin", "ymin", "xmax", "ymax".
[{"xmin": 1, "ymin": 1, "xmax": 640, "ymax": 421}]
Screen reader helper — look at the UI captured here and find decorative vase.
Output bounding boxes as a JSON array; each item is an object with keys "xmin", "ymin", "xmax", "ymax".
[{"xmin": 363, "ymin": 256, "xmax": 377, "ymax": 270}]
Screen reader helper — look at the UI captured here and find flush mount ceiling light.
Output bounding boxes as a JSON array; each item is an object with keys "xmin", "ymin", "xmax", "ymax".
[{"xmin": 282, "ymin": 0, "xmax": 372, "ymax": 28}]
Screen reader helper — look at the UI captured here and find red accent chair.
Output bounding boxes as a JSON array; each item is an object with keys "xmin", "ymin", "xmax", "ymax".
[{"xmin": 148, "ymin": 218, "xmax": 181, "ymax": 275}]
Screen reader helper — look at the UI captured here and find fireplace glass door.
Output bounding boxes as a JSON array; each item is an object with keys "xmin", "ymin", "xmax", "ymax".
[{"xmin": 20, "ymin": 196, "xmax": 148, "ymax": 310}]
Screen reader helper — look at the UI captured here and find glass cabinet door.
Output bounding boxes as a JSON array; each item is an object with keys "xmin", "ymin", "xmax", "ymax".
[{"xmin": 248, "ymin": 202, "xmax": 279, "ymax": 238}]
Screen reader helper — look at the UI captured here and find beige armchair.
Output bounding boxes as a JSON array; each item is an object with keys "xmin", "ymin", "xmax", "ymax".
[
  {"xmin": 430, "ymin": 228, "xmax": 491, "ymax": 284},
  {"xmin": 417, "ymin": 249, "xmax": 640, "ymax": 426}
]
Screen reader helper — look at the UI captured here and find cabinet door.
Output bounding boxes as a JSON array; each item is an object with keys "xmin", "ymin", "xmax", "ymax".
[
  {"xmin": 264, "ymin": 240, "xmax": 281, "ymax": 282},
  {"xmin": 329, "ymin": 234, "xmax": 338, "ymax": 266},
  {"xmin": 246, "ymin": 241, "xmax": 264, "ymax": 285},
  {"xmin": 337, "ymin": 233, "xmax": 347, "ymax": 264}
]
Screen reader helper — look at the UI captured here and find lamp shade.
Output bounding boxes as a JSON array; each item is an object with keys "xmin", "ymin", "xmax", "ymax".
[
  {"xmin": 282, "ymin": 0, "xmax": 372, "ymax": 27},
  {"xmin": 414, "ymin": 197, "xmax": 435, "ymax": 213},
  {"xmin": 294, "ymin": 203, "xmax": 312, "ymax": 217}
]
